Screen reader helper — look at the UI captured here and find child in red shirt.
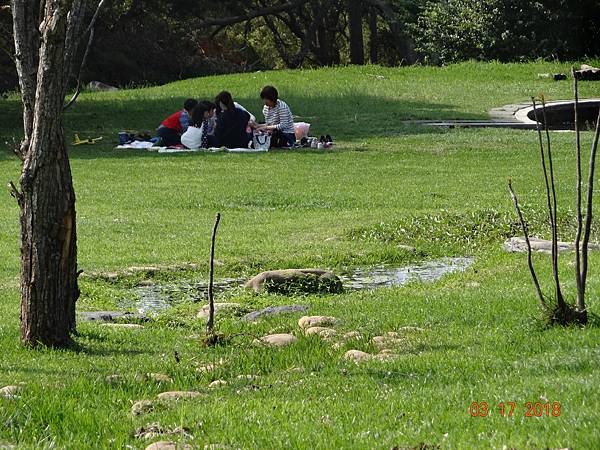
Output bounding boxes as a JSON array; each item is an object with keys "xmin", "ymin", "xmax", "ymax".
[{"xmin": 156, "ymin": 98, "xmax": 197, "ymax": 146}]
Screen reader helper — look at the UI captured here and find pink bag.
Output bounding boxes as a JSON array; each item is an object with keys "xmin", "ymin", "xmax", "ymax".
[{"xmin": 294, "ymin": 122, "xmax": 310, "ymax": 140}]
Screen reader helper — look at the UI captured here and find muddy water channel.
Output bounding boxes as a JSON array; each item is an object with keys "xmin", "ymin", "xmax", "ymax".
[{"xmin": 125, "ymin": 257, "xmax": 474, "ymax": 314}]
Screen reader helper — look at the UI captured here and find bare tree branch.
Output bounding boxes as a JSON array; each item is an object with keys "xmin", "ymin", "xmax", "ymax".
[
  {"xmin": 8, "ymin": 181, "xmax": 23, "ymax": 205},
  {"xmin": 580, "ymin": 108, "xmax": 600, "ymax": 305},
  {"xmin": 508, "ymin": 179, "xmax": 547, "ymax": 311},
  {"xmin": 540, "ymin": 96, "xmax": 565, "ymax": 307},
  {"xmin": 196, "ymin": 0, "xmax": 308, "ymax": 28},
  {"xmin": 572, "ymin": 67, "xmax": 584, "ymax": 311},
  {"xmin": 10, "ymin": 0, "xmax": 40, "ymax": 148},
  {"xmin": 64, "ymin": 0, "xmax": 107, "ymax": 111},
  {"xmin": 531, "ymin": 97, "xmax": 563, "ymax": 306},
  {"xmin": 63, "ymin": 0, "xmax": 87, "ymax": 88}
]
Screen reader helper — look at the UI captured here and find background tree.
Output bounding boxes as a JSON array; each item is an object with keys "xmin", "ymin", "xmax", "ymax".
[{"xmin": 10, "ymin": 0, "xmax": 95, "ymax": 347}]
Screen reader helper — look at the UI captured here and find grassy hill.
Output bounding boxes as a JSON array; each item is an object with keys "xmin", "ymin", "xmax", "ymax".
[{"xmin": 0, "ymin": 62, "xmax": 599, "ymax": 449}]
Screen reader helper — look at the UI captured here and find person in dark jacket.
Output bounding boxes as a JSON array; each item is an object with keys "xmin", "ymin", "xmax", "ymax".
[{"xmin": 215, "ymin": 103, "xmax": 251, "ymax": 149}]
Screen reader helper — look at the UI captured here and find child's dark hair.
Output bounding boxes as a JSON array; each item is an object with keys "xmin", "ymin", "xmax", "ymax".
[
  {"xmin": 215, "ymin": 91, "xmax": 236, "ymax": 112},
  {"xmin": 184, "ymin": 98, "xmax": 198, "ymax": 112},
  {"xmin": 260, "ymin": 86, "xmax": 278, "ymax": 102},
  {"xmin": 190, "ymin": 101, "xmax": 216, "ymax": 126}
]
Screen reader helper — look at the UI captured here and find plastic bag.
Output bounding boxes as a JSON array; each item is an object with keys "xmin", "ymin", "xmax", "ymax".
[{"xmin": 294, "ymin": 122, "xmax": 311, "ymax": 140}]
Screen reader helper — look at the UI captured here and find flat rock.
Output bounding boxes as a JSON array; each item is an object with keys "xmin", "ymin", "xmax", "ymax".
[
  {"xmin": 101, "ymin": 323, "xmax": 144, "ymax": 329},
  {"xmin": 105, "ymin": 374, "xmax": 122, "ymax": 384},
  {"xmin": 78, "ymin": 311, "xmax": 147, "ymax": 323},
  {"xmin": 127, "ymin": 266, "xmax": 161, "ymax": 274},
  {"xmin": 379, "ymin": 348, "xmax": 397, "ymax": 355},
  {"xmin": 372, "ymin": 335, "xmax": 404, "ymax": 349},
  {"xmin": 397, "ymin": 244, "xmax": 417, "ymax": 253},
  {"xmin": 245, "ymin": 269, "xmax": 343, "ymax": 294},
  {"xmin": 197, "ymin": 302, "xmax": 241, "ymax": 319},
  {"xmin": 145, "ymin": 442, "xmax": 193, "ymax": 450},
  {"xmin": 374, "ymin": 353, "xmax": 398, "ymax": 361},
  {"xmin": 342, "ymin": 331, "xmax": 362, "ymax": 340},
  {"xmin": 259, "ymin": 333, "xmax": 298, "ymax": 347},
  {"xmin": 135, "ymin": 423, "xmax": 193, "ymax": 441},
  {"xmin": 132, "ymin": 400, "xmax": 155, "ymax": 416},
  {"xmin": 304, "ymin": 326, "xmax": 337, "ymax": 338},
  {"xmin": 0, "ymin": 385, "xmax": 21, "ymax": 399},
  {"xmin": 196, "ymin": 359, "xmax": 226, "ymax": 373},
  {"xmin": 242, "ymin": 305, "xmax": 308, "ymax": 321},
  {"xmin": 504, "ymin": 236, "xmax": 599, "ymax": 254},
  {"xmin": 343, "ymin": 350, "xmax": 372, "ymax": 362},
  {"xmin": 88, "ymin": 80, "xmax": 119, "ymax": 91},
  {"xmin": 236, "ymin": 374, "xmax": 259, "ymax": 380},
  {"xmin": 396, "ymin": 326, "xmax": 425, "ymax": 332},
  {"xmin": 146, "ymin": 373, "xmax": 173, "ymax": 383},
  {"xmin": 156, "ymin": 391, "xmax": 203, "ymax": 400},
  {"xmin": 298, "ymin": 315, "xmax": 338, "ymax": 330},
  {"xmin": 208, "ymin": 380, "xmax": 228, "ymax": 388}
]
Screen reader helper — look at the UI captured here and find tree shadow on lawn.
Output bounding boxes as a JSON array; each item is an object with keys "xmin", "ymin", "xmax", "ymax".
[{"xmin": 0, "ymin": 93, "xmax": 485, "ymax": 161}]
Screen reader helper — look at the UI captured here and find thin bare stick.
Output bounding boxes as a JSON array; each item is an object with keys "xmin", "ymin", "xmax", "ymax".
[
  {"xmin": 8, "ymin": 181, "xmax": 23, "ymax": 206},
  {"xmin": 580, "ymin": 108, "xmax": 600, "ymax": 310},
  {"xmin": 572, "ymin": 68, "xmax": 584, "ymax": 310},
  {"xmin": 64, "ymin": 0, "xmax": 107, "ymax": 111},
  {"xmin": 206, "ymin": 213, "xmax": 221, "ymax": 335},
  {"xmin": 540, "ymin": 96, "xmax": 564, "ymax": 306},
  {"xmin": 508, "ymin": 179, "xmax": 547, "ymax": 310}
]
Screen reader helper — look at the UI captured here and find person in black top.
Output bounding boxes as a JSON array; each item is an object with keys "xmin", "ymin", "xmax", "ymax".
[{"xmin": 214, "ymin": 91, "xmax": 252, "ymax": 149}]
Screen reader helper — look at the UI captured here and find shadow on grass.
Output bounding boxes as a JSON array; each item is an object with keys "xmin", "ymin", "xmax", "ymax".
[{"xmin": 0, "ymin": 92, "xmax": 484, "ymax": 161}]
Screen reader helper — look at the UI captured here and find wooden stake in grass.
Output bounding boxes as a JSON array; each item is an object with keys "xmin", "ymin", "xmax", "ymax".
[{"xmin": 206, "ymin": 213, "xmax": 221, "ymax": 335}]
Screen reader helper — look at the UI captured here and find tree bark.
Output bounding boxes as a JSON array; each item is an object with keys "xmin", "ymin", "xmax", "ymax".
[
  {"xmin": 347, "ymin": 0, "xmax": 364, "ymax": 64},
  {"xmin": 14, "ymin": 0, "xmax": 80, "ymax": 347},
  {"xmin": 10, "ymin": 0, "xmax": 40, "ymax": 157}
]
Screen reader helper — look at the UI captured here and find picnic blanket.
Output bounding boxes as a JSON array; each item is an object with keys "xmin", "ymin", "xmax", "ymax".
[{"xmin": 115, "ymin": 143, "xmax": 268, "ymax": 153}]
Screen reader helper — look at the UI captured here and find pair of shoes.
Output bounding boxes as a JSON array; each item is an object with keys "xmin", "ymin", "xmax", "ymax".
[{"xmin": 319, "ymin": 134, "xmax": 334, "ymax": 148}]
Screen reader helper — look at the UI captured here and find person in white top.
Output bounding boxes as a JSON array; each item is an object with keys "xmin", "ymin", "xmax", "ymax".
[
  {"xmin": 255, "ymin": 85, "xmax": 295, "ymax": 147},
  {"xmin": 180, "ymin": 101, "xmax": 217, "ymax": 149}
]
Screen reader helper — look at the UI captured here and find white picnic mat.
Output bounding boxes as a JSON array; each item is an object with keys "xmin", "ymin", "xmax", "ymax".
[{"xmin": 115, "ymin": 143, "xmax": 268, "ymax": 153}]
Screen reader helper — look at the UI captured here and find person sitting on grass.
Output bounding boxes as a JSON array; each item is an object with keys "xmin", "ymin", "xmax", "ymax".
[
  {"xmin": 214, "ymin": 92, "xmax": 252, "ymax": 149},
  {"xmin": 156, "ymin": 98, "xmax": 197, "ymax": 147},
  {"xmin": 180, "ymin": 101, "xmax": 217, "ymax": 149},
  {"xmin": 255, "ymin": 85, "xmax": 295, "ymax": 148}
]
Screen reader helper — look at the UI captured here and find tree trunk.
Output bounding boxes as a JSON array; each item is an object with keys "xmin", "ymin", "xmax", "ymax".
[
  {"xmin": 347, "ymin": 0, "xmax": 364, "ymax": 64},
  {"xmin": 20, "ymin": 128, "xmax": 79, "ymax": 347},
  {"xmin": 13, "ymin": 0, "xmax": 80, "ymax": 347},
  {"xmin": 368, "ymin": 10, "xmax": 378, "ymax": 63}
]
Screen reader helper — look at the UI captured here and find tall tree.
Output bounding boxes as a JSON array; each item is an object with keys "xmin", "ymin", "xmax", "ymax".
[
  {"xmin": 10, "ymin": 0, "xmax": 89, "ymax": 347},
  {"xmin": 347, "ymin": 0, "xmax": 364, "ymax": 64}
]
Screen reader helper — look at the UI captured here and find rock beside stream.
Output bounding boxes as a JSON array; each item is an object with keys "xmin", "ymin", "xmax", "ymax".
[{"xmin": 245, "ymin": 269, "xmax": 343, "ymax": 294}]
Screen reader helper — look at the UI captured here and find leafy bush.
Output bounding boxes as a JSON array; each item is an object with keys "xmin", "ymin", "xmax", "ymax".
[
  {"xmin": 413, "ymin": 0, "xmax": 600, "ymax": 64},
  {"xmin": 413, "ymin": 0, "xmax": 499, "ymax": 65}
]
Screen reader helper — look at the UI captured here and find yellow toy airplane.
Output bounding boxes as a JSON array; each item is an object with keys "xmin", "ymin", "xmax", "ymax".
[{"xmin": 73, "ymin": 134, "xmax": 103, "ymax": 145}]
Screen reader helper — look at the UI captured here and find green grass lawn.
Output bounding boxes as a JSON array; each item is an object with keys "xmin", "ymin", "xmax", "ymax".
[{"xmin": 1, "ymin": 61, "xmax": 600, "ymax": 449}]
